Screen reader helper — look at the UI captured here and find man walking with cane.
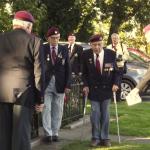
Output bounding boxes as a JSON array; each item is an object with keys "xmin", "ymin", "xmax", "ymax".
[{"xmin": 82, "ymin": 34, "xmax": 122, "ymax": 147}]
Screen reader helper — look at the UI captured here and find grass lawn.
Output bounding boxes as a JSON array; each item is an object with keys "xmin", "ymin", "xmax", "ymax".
[
  {"xmin": 61, "ymin": 140, "xmax": 150, "ymax": 150},
  {"xmin": 61, "ymin": 101, "xmax": 150, "ymax": 150},
  {"xmin": 109, "ymin": 101, "xmax": 150, "ymax": 137}
]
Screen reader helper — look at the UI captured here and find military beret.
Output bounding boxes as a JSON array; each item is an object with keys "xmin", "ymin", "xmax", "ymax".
[
  {"xmin": 68, "ymin": 32, "xmax": 75, "ymax": 36},
  {"xmin": 143, "ymin": 24, "xmax": 150, "ymax": 33},
  {"xmin": 14, "ymin": 10, "xmax": 35, "ymax": 23},
  {"xmin": 46, "ymin": 26, "xmax": 60, "ymax": 37},
  {"xmin": 89, "ymin": 34, "xmax": 103, "ymax": 42}
]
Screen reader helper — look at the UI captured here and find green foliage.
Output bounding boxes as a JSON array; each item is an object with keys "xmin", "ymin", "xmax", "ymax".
[
  {"xmin": 0, "ymin": 0, "xmax": 149, "ymax": 51},
  {"xmin": 11, "ymin": 0, "xmax": 47, "ymax": 36},
  {"xmin": 0, "ymin": 2, "xmax": 12, "ymax": 31},
  {"xmin": 41, "ymin": 0, "xmax": 97, "ymax": 41},
  {"xmin": 97, "ymin": 0, "xmax": 150, "ymax": 49}
]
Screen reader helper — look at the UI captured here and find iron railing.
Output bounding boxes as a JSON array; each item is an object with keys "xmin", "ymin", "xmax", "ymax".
[
  {"xmin": 61, "ymin": 75, "xmax": 84, "ymax": 126},
  {"xmin": 31, "ymin": 75, "xmax": 84, "ymax": 138}
]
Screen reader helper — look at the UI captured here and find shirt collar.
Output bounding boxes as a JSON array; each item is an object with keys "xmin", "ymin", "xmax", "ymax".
[{"xmin": 94, "ymin": 48, "xmax": 104, "ymax": 57}]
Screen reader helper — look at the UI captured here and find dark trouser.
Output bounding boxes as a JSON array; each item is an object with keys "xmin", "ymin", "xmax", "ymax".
[{"xmin": 0, "ymin": 103, "xmax": 33, "ymax": 150}]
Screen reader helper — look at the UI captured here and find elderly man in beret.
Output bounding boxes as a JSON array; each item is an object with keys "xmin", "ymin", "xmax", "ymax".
[
  {"xmin": 0, "ymin": 10, "xmax": 45, "ymax": 150},
  {"xmin": 126, "ymin": 24, "xmax": 150, "ymax": 103},
  {"xmin": 81, "ymin": 34, "xmax": 122, "ymax": 147},
  {"xmin": 42, "ymin": 27, "xmax": 71, "ymax": 144},
  {"xmin": 64, "ymin": 33, "xmax": 83, "ymax": 76}
]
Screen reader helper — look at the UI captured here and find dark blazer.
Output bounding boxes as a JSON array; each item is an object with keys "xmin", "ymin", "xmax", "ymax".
[
  {"xmin": 0, "ymin": 28, "xmax": 44, "ymax": 107},
  {"xmin": 65, "ymin": 44, "xmax": 83, "ymax": 75},
  {"xmin": 43, "ymin": 43, "xmax": 71, "ymax": 93},
  {"xmin": 82, "ymin": 48, "xmax": 121, "ymax": 101}
]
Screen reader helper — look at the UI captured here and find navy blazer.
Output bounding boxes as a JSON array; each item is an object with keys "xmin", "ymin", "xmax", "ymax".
[
  {"xmin": 82, "ymin": 48, "xmax": 122, "ymax": 101},
  {"xmin": 43, "ymin": 43, "xmax": 71, "ymax": 93},
  {"xmin": 65, "ymin": 44, "xmax": 83, "ymax": 75}
]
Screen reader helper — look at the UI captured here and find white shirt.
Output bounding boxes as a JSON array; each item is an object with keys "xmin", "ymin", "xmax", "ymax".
[
  {"xmin": 68, "ymin": 43, "xmax": 75, "ymax": 53},
  {"xmin": 107, "ymin": 43, "xmax": 129, "ymax": 61},
  {"xmin": 94, "ymin": 49, "xmax": 104, "ymax": 73}
]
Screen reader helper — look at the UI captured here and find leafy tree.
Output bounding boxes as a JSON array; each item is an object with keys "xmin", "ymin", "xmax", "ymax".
[
  {"xmin": 0, "ymin": 0, "xmax": 47, "ymax": 36},
  {"xmin": 97, "ymin": 0, "xmax": 150, "ymax": 48},
  {"xmin": 41, "ymin": 0, "xmax": 97, "ymax": 41},
  {"xmin": 0, "ymin": 1, "xmax": 12, "ymax": 32}
]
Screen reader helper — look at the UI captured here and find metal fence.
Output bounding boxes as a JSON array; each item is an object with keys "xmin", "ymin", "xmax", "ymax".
[
  {"xmin": 31, "ymin": 75, "xmax": 84, "ymax": 138},
  {"xmin": 61, "ymin": 75, "xmax": 84, "ymax": 126}
]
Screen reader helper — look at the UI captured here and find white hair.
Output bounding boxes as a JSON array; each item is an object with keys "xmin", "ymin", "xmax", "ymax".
[
  {"xmin": 12, "ymin": 19, "xmax": 33, "ymax": 33},
  {"xmin": 111, "ymin": 33, "xmax": 119, "ymax": 38}
]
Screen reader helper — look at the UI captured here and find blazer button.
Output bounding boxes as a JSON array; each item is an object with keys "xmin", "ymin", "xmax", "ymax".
[{"xmin": 94, "ymin": 86, "xmax": 97, "ymax": 89}]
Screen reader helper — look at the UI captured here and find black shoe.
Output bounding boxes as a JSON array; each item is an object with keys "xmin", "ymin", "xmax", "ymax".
[
  {"xmin": 52, "ymin": 135, "xmax": 59, "ymax": 142},
  {"xmin": 42, "ymin": 136, "xmax": 52, "ymax": 144},
  {"xmin": 100, "ymin": 139, "xmax": 111, "ymax": 147}
]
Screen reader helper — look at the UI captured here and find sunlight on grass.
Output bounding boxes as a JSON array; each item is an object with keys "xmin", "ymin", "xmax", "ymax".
[
  {"xmin": 86, "ymin": 101, "xmax": 150, "ymax": 137},
  {"xmin": 61, "ymin": 140, "xmax": 150, "ymax": 150},
  {"xmin": 109, "ymin": 101, "xmax": 150, "ymax": 137},
  {"xmin": 87, "ymin": 104, "xmax": 91, "ymax": 108}
]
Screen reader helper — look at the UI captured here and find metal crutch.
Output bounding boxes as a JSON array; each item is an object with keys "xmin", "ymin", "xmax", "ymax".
[
  {"xmin": 113, "ymin": 91, "xmax": 121, "ymax": 144},
  {"xmin": 80, "ymin": 95, "xmax": 88, "ymax": 141}
]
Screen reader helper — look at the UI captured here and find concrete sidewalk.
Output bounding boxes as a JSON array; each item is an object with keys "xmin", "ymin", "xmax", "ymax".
[{"xmin": 32, "ymin": 115, "xmax": 150, "ymax": 150}]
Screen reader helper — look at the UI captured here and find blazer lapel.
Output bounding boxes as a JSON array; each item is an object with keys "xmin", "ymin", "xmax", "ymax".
[
  {"xmin": 89, "ymin": 50, "xmax": 96, "ymax": 72},
  {"xmin": 55, "ymin": 45, "xmax": 62, "ymax": 64},
  {"xmin": 102, "ymin": 50, "xmax": 108, "ymax": 74},
  {"xmin": 45, "ymin": 44, "xmax": 52, "ymax": 64}
]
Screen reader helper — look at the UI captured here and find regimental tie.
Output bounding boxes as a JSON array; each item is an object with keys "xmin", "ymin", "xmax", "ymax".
[
  {"xmin": 96, "ymin": 54, "xmax": 101, "ymax": 73},
  {"xmin": 52, "ymin": 46, "xmax": 57, "ymax": 65}
]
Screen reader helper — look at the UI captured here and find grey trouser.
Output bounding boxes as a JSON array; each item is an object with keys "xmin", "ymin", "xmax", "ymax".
[
  {"xmin": 42, "ymin": 76, "xmax": 65, "ymax": 136},
  {"xmin": 90, "ymin": 99, "xmax": 110, "ymax": 142},
  {"xmin": 0, "ymin": 103, "xmax": 32, "ymax": 150}
]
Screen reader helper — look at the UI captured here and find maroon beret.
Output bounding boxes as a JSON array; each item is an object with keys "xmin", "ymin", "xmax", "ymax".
[
  {"xmin": 68, "ymin": 32, "xmax": 75, "ymax": 36},
  {"xmin": 46, "ymin": 27, "xmax": 60, "ymax": 37},
  {"xmin": 143, "ymin": 24, "xmax": 150, "ymax": 33},
  {"xmin": 14, "ymin": 10, "xmax": 35, "ymax": 23},
  {"xmin": 89, "ymin": 34, "xmax": 103, "ymax": 42}
]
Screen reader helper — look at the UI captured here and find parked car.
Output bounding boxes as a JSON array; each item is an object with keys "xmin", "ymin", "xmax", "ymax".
[
  {"xmin": 121, "ymin": 59, "xmax": 149, "ymax": 100},
  {"xmin": 121, "ymin": 48, "xmax": 150, "ymax": 100}
]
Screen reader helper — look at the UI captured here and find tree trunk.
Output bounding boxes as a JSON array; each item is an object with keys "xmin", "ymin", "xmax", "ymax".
[{"xmin": 107, "ymin": 12, "xmax": 123, "ymax": 45}]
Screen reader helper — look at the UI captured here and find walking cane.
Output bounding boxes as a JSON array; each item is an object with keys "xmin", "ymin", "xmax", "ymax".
[
  {"xmin": 113, "ymin": 91, "xmax": 121, "ymax": 144},
  {"xmin": 80, "ymin": 95, "xmax": 88, "ymax": 141}
]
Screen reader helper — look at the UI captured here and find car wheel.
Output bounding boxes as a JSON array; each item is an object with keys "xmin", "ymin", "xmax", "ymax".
[{"xmin": 120, "ymin": 79, "xmax": 135, "ymax": 100}]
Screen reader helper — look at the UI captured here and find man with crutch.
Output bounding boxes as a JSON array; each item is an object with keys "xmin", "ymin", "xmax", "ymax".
[{"xmin": 81, "ymin": 34, "xmax": 122, "ymax": 147}]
